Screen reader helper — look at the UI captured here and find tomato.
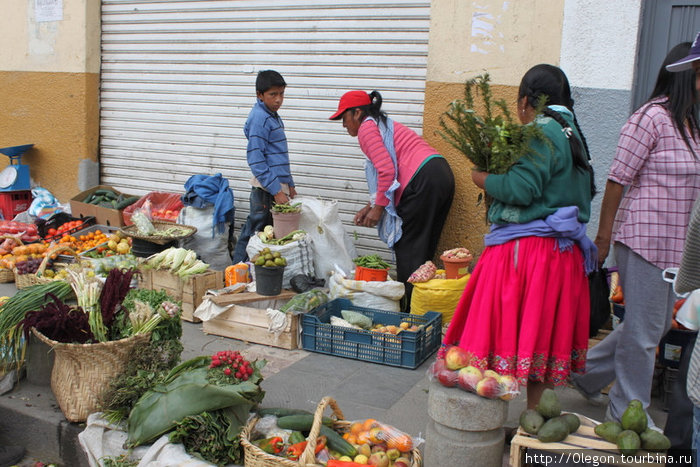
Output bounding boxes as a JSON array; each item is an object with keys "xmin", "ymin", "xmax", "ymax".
[{"xmin": 47, "ymin": 228, "xmax": 58, "ymax": 236}]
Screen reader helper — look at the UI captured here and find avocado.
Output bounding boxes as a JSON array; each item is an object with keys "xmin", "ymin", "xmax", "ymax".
[
  {"xmin": 621, "ymin": 399, "xmax": 647, "ymax": 434},
  {"xmin": 561, "ymin": 413, "xmax": 581, "ymax": 434},
  {"xmin": 616, "ymin": 429, "xmax": 641, "ymax": 456},
  {"xmin": 640, "ymin": 429, "xmax": 671, "ymax": 452},
  {"xmin": 594, "ymin": 421, "xmax": 623, "ymax": 443},
  {"xmin": 536, "ymin": 416, "xmax": 569, "ymax": 443},
  {"xmin": 519, "ymin": 409, "xmax": 545, "ymax": 435},
  {"xmin": 536, "ymin": 388, "xmax": 562, "ymax": 419}
]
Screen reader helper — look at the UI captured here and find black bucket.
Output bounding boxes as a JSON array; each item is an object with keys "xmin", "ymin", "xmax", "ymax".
[
  {"xmin": 131, "ymin": 238, "xmax": 178, "ymax": 258},
  {"xmin": 255, "ymin": 264, "xmax": 285, "ymax": 296}
]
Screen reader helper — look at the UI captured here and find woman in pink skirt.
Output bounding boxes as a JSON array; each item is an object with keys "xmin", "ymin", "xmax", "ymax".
[{"xmin": 443, "ymin": 64, "xmax": 597, "ymax": 409}]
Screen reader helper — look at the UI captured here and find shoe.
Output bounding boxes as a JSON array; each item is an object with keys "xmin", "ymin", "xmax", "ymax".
[
  {"xmin": 570, "ymin": 377, "xmax": 607, "ymax": 407},
  {"xmin": 0, "ymin": 445, "xmax": 24, "ymax": 467}
]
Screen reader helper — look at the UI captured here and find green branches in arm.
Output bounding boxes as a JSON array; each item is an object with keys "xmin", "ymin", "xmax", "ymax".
[{"xmin": 594, "ymin": 179, "xmax": 624, "ymax": 267}]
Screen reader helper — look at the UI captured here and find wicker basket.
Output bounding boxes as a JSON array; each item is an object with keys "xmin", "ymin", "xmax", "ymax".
[
  {"xmin": 119, "ymin": 221, "xmax": 197, "ymax": 245},
  {"xmin": 32, "ymin": 328, "xmax": 151, "ymax": 422},
  {"xmin": 0, "ymin": 234, "xmax": 23, "ymax": 283},
  {"xmin": 241, "ymin": 396, "xmax": 422, "ymax": 467},
  {"xmin": 14, "ymin": 245, "xmax": 79, "ymax": 289}
]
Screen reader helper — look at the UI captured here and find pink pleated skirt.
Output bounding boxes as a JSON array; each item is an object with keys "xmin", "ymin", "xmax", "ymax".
[{"xmin": 443, "ymin": 236, "xmax": 589, "ymax": 386}]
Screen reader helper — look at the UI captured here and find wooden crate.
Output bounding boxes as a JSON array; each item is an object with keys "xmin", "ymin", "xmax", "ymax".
[
  {"xmin": 202, "ymin": 290, "xmax": 299, "ymax": 350},
  {"xmin": 510, "ymin": 415, "xmax": 664, "ymax": 467},
  {"xmin": 138, "ymin": 268, "xmax": 224, "ymax": 322}
]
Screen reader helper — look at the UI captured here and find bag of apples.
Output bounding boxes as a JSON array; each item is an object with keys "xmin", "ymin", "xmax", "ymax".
[
  {"xmin": 428, "ymin": 345, "xmax": 520, "ymax": 401},
  {"xmin": 339, "ymin": 418, "xmax": 423, "ymax": 467}
]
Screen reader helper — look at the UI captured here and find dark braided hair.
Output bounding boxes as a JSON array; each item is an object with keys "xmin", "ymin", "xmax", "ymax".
[
  {"xmin": 519, "ymin": 64, "xmax": 596, "ymax": 197},
  {"xmin": 648, "ymin": 42, "xmax": 699, "ymax": 157}
]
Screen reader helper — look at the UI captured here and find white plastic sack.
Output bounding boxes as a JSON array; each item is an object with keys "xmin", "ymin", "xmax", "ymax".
[
  {"xmin": 295, "ymin": 197, "xmax": 356, "ymax": 281},
  {"xmin": 178, "ymin": 205, "xmax": 232, "ymax": 271},
  {"xmin": 677, "ymin": 289, "xmax": 700, "ymax": 330},
  {"xmin": 329, "ymin": 271, "xmax": 404, "ymax": 312},
  {"xmin": 246, "ymin": 233, "xmax": 314, "ymax": 289}
]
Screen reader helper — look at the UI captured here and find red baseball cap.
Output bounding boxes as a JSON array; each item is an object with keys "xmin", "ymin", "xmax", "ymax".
[{"xmin": 329, "ymin": 90, "xmax": 371, "ymax": 120}]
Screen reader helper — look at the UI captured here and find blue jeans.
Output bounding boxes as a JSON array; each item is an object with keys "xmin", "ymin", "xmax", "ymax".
[{"xmin": 232, "ymin": 187, "xmax": 273, "ymax": 263}]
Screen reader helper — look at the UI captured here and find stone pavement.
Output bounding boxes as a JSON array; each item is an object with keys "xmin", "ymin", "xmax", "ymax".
[{"xmin": 0, "ymin": 281, "xmax": 669, "ymax": 466}]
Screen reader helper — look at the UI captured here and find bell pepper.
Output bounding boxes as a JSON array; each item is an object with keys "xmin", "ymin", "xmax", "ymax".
[
  {"xmin": 253, "ymin": 436, "xmax": 284, "ymax": 454},
  {"xmin": 289, "ymin": 430, "xmax": 306, "ymax": 445},
  {"xmin": 286, "ymin": 441, "xmax": 307, "ymax": 460}
]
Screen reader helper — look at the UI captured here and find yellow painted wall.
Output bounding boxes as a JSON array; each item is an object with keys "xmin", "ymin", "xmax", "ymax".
[
  {"xmin": 0, "ymin": 0, "xmax": 100, "ymax": 203},
  {"xmin": 424, "ymin": 0, "xmax": 564, "ymax": 258}
]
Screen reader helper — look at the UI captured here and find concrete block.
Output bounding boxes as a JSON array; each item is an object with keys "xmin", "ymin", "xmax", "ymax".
[
  {"xmin": 424, "ymin": 381, "xmax": 507, "ymax": 467},
  {"xmin": 25, "ymin": 335, "xmax": 54, "ymax": 386}
]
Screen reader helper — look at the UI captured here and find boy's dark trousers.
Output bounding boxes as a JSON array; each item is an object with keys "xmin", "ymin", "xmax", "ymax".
[{"xmin": 232, "ymin": 187, "xmax": 273, "ymax": 263}]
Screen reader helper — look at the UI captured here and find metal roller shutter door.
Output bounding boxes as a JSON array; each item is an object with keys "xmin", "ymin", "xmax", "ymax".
[{"xmin": 100, "ymin": 0, "xmax": 430, "ymax": 259}]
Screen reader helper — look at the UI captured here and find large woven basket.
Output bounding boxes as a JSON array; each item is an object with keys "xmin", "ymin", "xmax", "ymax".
[
  {"xmin": 14, "ymin": 245, "xmax": 78, "ymax": 289},
  {"xmin": 31, "ymin": 328, "xmax": 151, "ymax": 422},
  {"xmin": 240, "ymin": 396, "xmax": 422, "ymax": 467},
  {"xmin": 119, "ymin": 221, "xmax": 197, "ymax": 245},
  {"xmin": 0, "ymin": 235, "xmax": 23, "ymax": 283}
]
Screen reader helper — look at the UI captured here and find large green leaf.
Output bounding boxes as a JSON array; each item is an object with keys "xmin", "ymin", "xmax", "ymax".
[{"xmin": 127, "ymin": 357, "xmax": 265, "ymax": 446}]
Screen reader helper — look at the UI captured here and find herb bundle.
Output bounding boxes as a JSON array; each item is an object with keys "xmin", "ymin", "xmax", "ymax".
[
  {"xmin": 439, "ymin": 73, "xmax": 545, "ymax": 174},
  {"xmin": 170, "ymin": 408, "xmax": 245, "ymax": 466}
]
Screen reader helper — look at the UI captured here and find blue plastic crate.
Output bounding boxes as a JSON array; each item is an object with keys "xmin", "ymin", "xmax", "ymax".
[{"xmin": 301, "ymin": 298, "xmax": 442, "ymax": 369}]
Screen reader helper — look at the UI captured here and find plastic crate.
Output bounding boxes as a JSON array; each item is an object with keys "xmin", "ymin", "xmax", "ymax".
[
  {"xmin": 0, "ymin": 190, "xmax": 32, "ymax": 220},
  {"xmin": 301, "ymin": 298, "xmax": 442, "ymax": 369},
  {"xmin": 659, "ymin": 328, "xmax": 698, "ymax": 368},
  {"xmin": 37, "ymin": 212, "xmax": 96, "ymax": 241}
]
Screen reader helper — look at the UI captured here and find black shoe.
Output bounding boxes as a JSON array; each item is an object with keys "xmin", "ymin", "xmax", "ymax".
[{"xmin": 0, "ymin": 445, "xmax": 24, "ymax": 467}]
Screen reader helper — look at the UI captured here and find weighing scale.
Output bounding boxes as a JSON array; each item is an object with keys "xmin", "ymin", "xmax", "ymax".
[{"xmin": 0, "ymin": 144, "xmax": 33, "ymax": 191}]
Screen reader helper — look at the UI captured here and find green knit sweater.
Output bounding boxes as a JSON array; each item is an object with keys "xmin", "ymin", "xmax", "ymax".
[{"xmin": 484, "ymin": 110, "xmax": 592, "ymax": 225}]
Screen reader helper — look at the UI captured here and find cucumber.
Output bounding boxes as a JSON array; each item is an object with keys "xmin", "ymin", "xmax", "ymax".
[
  {"xmin": 115, "ymin": 196, "xmax": 140, "ymax": 210},
  {"xmin": 257, "ymin": 407, "xmax": 312, "ymax": 418},
  {"xmin": 94, "ymin": 189, "xmax": 117, "ymax": 199},
  {"xmin": 276, "ymin": 414, "xmax": 334, "ymax": 431},
  {"xmin": 289, "ymin": 431, "xmax": 306, "ymax": 444},
  {"xmin": 320, "ymin": 425, "xmax": 356, "ymax": 458}
]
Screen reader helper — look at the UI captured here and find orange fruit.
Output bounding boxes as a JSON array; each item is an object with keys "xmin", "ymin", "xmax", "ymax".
[
  {"xmin": 350, "ymin": 422, "xmax": 363, "ymax": 435},
  {"xmin": 356, "ymin": 431, "xmax": 371, "ymax": 445},
  {"xmin": 362, "ymin": 418, "xmax": 377, "ymax": 431}
]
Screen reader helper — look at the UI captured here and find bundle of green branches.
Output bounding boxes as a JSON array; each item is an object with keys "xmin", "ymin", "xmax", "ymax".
[{"xmin": 439, "ymin": 73, "xmax": 545, "ymax": 174}]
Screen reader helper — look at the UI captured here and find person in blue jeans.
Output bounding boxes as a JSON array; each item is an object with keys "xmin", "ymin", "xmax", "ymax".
[{"xmin": 232, "ymin": 70, "xmax": 297, "ymax": 263}]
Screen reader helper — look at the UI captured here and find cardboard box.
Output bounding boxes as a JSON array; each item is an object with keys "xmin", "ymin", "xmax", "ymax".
[
  {"xmin": 70, "ymin": 185, "xmax": 136, "ymax": 227},
  {"xmin": 203, "ymin": 290, "xmax": 299, "ymax": 350},
  {"xmin": 138, "ymin": 268, "xmax": 224, "ymax": 322},
  {"xmin": 510, "ymin": 416, "xmax": 664, "ymax": 467}
]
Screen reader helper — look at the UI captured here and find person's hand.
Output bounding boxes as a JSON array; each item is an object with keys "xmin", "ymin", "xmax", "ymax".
[
  {"xmin": 354, "ymin": 203, "xmax": 372, "ymax": 226},
  {"xmin": 594, "ymin": 237, "xmax": 610, "ymax": 267},
  {"xmin": 471, "ymin": 169, "xmax": 488, "ymax": 189},
  {"xmin": 288, "ymin": 186, "xmax": 297, "ymax": 199},
  {"xmin": 362, "ymin": 205, "xmax": 384, "ymax": 228},
  {"xmin": 273, "ymin": 191, "xmax": 290, "ymax": 205}
]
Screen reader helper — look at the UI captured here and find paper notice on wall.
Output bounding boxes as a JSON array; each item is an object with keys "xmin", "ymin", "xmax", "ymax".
[{"xmin": 35, "ymin": 0, "xmax": 63, "ymax": 22}]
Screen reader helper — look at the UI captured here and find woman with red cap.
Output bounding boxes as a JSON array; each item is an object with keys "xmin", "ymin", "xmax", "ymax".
[{"xmin": 330, "ymin": 90, "xmax": 455, "ymax": 307}]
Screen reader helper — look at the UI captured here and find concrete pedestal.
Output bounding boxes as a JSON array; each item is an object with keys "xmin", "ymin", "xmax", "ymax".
[{"xmin": 424, "ymin": 380, "xmax": 508, "ymax": 467}]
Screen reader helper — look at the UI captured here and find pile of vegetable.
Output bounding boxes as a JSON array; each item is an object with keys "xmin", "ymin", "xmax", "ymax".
[
  {"xmin": 0, "ymin": 220, "xmax": 40, "ymax": 243},
  {"xmin": 271, "ymin": 202, "xmax": 302, "ymax": 213},
  {"xmin": 81, "ymin": 188, "xmax": 139, "ymax": 210},
  {"xmin": 257, "ymin": 225, "xmax": 306, "ymax": 245},
  {"xmin": 144, "ymin": 247, "xmax": 210, "ymax": 278},
  {"xmin": 130, "ymin": 210, "xmax": 192, "ymax": 239},
  {"xmin": 353, "ymin": 254, "xmax": 391, "ymax": 270},
  {"xmin": 0, "ymin": 281, "xmax": 74, "ymax": 371},
  {"xmin": 43, "ymin": 219, "xmax": 91, "ymax": 241},
  {"xmin": 126, "ymin": 350, "xmax": 266, "ymax": 466}
]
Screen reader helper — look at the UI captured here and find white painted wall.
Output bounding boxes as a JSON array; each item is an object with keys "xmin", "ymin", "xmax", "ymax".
[{"xmin": 560, "ymin": 0, "xmax": 642, "ymax": 91}]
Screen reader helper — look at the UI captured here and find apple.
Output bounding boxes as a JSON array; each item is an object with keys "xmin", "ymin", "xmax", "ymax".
[
  {"xmin": 457, "ymin": 366, "xmax": 482, "ymax": 392},
  {"xmin": 499, "ymin": 374, "xmax": 520, "ymax": 401},
  {"xmin": 371, "ymin": 443, "xmax": 387, "ymax": 453},
  {"xmin": 358, "ymin": 443, "xmax": 372, "ymax": 457},
  {"xmin": 445, "ymin": 345, "xmax": 470, "ymax": 370},
  {"xmin": 483, "ymin": 369, "xmax": 501, "ymax": 380},
  {"xmin": 368, "ymin": 451, "xmax": 390, "ymax": 467},
  {"xmin": 394, "ymin": 459, "xmax": 411, "ymax": 467},
  {"xmin": 386, "ymin": 448, "xmax": 401, "ymax": 461},
  {"xmin": 436, "ymin": 368, "xmax": 458, "ymax": 387},
  {"xmin": 354, "ymin": 454, "xmax": 369, "ymax": 464},
  {"xmin": 475, "ymin": 376, "xmax": 501, "ymax": 399},
  {"xmin": 431, "ymin": 358, "xmax": 447, "ymax": 376}
]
